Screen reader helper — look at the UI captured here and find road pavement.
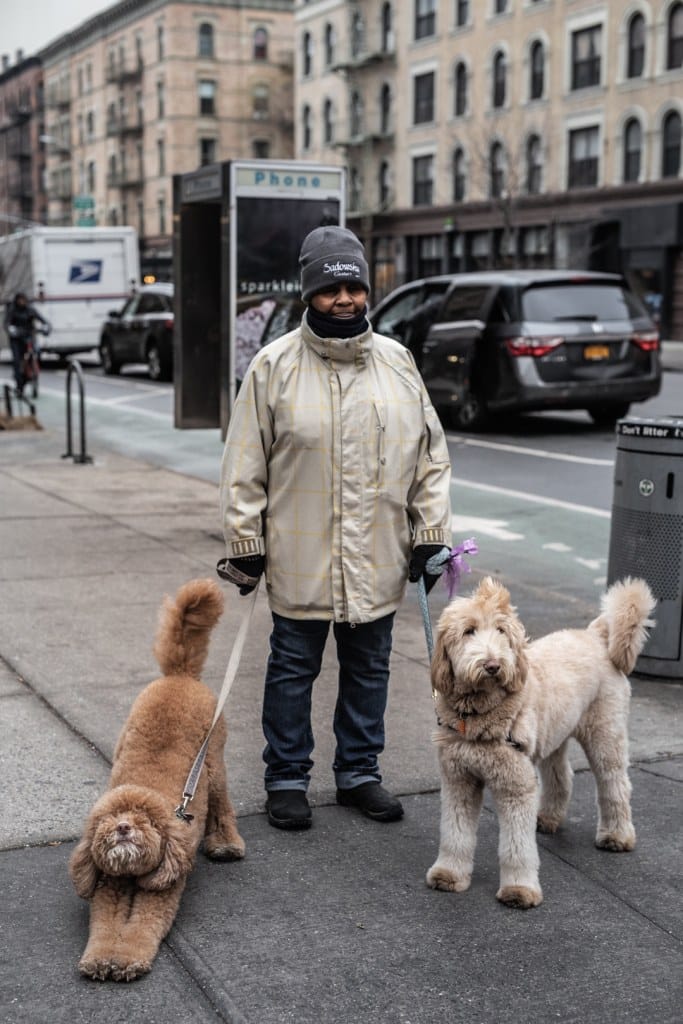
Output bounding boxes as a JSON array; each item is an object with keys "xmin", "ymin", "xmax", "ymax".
[{"xmin": 0, "ymin": 346, "xmax": 681, "ymax": 1022}]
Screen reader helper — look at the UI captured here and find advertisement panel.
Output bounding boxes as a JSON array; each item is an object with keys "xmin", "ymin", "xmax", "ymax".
[{"xmin": 229, "ymin": 161, "xmax": 346, "ymax": 413}]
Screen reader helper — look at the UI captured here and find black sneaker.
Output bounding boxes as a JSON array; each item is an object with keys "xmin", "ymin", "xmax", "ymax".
[
  {"xmin": 266, "ymin": 789, "xmax": 312, "ymax": 830},
  {"xmin": 336, "ymin": 782, "xmax": 404, "ymax": 822}
]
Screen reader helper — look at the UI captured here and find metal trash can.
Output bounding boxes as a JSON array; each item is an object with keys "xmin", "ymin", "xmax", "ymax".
[{"xmin": 607, "ymin": 416, "xmax": 683, "ymax": 677}]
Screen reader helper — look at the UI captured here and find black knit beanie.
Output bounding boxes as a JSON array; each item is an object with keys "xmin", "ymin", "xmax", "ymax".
[{"xmin": 299, "ymin": 226, "xmax": 370, "ymax": 302}]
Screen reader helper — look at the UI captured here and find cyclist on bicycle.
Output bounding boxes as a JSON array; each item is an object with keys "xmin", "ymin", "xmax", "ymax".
[{"xmin": 4, "ymin": 292, "xmax": 50, "ymax": 396}]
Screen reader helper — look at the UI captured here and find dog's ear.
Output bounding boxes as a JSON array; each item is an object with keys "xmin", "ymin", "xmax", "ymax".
[
  {"xmin": 506, "ymin": 614, "xmax": 530, "ymax": 692},
  {"xmin": 69, "ymin": 831, "xmax": 100, "ymax": 898},
  {"xmin": 138, "ymin": 824, "xmax": 193, "ymax": 891},
  {"xmin": 431, "ymin": 624, "xmax": 454, "ymax": 696}
]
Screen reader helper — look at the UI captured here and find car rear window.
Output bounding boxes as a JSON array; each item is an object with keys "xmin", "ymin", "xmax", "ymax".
[
  {"xmin": 521, "ymin": 282, "xmax": 647, "ymax": 321},
  {"xmin": 439, "ymin": 285, "xmax": 490, "ymax": 321}
]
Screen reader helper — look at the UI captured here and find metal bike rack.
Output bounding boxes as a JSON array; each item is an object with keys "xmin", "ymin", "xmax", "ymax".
[{"xmin": 61, "ymin": 359, "xmax": 93, "ymax": 464}]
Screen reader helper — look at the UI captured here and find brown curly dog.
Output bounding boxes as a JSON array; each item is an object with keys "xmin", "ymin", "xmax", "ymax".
[{"xmin": 69, "ymin": 578, "xmax": 245, "ymax": 982}]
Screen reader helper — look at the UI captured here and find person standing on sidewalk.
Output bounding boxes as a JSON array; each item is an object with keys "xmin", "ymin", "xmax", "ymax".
[{"xmin": 218, "ymin": 226, "xmax": 452, "ymax": 830}]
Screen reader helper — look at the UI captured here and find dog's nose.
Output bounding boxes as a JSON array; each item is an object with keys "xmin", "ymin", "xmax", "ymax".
[
  {"xmin": 116, "ymin": 820, "xmax": 131, "ymax": 836},
  {"xmin": 484, "ymin": 661, "xmax": 500, "ymax": 676}
]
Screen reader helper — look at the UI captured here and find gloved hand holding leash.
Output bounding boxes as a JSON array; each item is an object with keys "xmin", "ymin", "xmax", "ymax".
[{"xmin": 411, "ymin": 539, "xmax": 479, "ymax": 659}]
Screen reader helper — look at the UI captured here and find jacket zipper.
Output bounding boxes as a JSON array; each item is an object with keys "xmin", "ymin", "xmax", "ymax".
[{"xmin": 373, "ymin": 402, "xmax": 386, "ymax": 490}]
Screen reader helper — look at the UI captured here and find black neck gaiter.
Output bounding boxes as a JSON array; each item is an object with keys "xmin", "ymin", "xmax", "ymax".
[{"xmin": 306, "ymin": 304, "xmax": 369, "ymax": 340}]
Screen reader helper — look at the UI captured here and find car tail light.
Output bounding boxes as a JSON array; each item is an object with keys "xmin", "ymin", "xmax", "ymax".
[
  {"xmin": 631, "ymin": 330, "xmax": 659, "ymax": 352},
  {"xmin": 504, "ymin": 335, "xmax": 564, "ymax": 358},
  {"xmin": 164, "ymin": 318, "xmax": 174, "ymax": 330}
]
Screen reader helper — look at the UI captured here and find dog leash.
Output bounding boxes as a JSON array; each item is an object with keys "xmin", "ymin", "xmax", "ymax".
[{"xmin": 175, "ymin": 582, "xmax": 259, "ymax": 823}]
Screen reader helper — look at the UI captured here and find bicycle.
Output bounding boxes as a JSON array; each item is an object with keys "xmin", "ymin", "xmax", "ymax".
[{"xmin": 10, "ymin": 324, "xmax": 50, "ymax": 400}]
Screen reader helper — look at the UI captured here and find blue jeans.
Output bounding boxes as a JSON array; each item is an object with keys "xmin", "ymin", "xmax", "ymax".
[{"xmin": 262, "ymin": 612, "xmax": 395, "ymax": 792}]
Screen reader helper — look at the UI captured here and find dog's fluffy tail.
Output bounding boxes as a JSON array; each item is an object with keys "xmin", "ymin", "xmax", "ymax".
[
  {"xmin": 598, "ymin": 577, "xmax": 656, "ymax": 675},
  {"xmin": 153, "ymin": 578, "xmax": 224, "ymax": 678}
]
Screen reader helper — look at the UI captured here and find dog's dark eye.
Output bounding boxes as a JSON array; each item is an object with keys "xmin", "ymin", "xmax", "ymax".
[
  {"xmin": 464, "ymin": 626, "xmax": 476, "ymax": 636},
  {"xmin": 496, "ymin": 626, "xmax": 506, "ymax": 635}
]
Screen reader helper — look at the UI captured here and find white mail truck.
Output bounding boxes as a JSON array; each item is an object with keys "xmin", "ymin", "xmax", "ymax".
[{"xmin": 0, "ymin": 226, "xmax": 140, "ymax": 357}]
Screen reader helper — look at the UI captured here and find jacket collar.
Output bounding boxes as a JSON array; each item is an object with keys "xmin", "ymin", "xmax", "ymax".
[{"xmin": 301, "ymin": 310, "xmax": 374, "ymax": 365}]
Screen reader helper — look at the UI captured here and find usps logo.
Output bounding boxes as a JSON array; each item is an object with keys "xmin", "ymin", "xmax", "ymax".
[{"xmin": 69, "ymin": 260, "xmax": 103, "ymax": 283}]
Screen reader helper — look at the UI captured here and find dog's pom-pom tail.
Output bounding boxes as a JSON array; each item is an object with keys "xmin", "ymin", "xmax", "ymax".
[
  {"xmin": 153, "ymin": 578, "xmax": 224, "ymax": 678},
  {"xmin": 600, "ymin": 577, "xmax": 656, "ymax": 675}
]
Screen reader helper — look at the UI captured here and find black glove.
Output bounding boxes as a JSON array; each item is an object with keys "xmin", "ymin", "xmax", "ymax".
[
  {"xmin": 408, "ymin": 544, "xmax": 447, "ymax": 594},
  {"xmin": 216, "ymin": 554, "xmax": 265, "ymax": 595}
]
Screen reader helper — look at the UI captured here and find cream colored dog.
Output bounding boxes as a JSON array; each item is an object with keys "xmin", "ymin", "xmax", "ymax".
[{"xmin": 426, "ymin": 576, "xmax": 655, "ymax": 909}]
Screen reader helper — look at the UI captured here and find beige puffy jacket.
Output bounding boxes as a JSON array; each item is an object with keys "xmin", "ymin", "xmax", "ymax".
[{"xmin": 220, "ymin": 315, "xmax": 452, "ymax": 623}]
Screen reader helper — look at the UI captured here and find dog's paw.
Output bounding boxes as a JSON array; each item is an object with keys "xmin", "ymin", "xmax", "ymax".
[
  {"xmin": 536, "ymin": 813, "xmax": 561, "ymax": 834},
  {"xmin": 204, "ymin": 833, "xmax": 246, "ymax": 861},
  {"xmin": 109, "ymin": 959, "xmax": 152, "ymax": 982},
  {"xmin": 78, "ymin": 956, "xmax": 114, "ymax": 981},
  {"xmin": 426, "ymin": 864, "xmax": 471, "ymax": 892},
  {"xmin": 496, "ymin": 885, "xmax": 543, "ymax": 909},
  {"xmin": 595, "ymin": 829, "xmax": 636, "ymax": 852}
]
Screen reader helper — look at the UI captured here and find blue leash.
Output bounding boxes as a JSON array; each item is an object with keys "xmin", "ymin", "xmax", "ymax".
[{"xmin": 416, "ymin": 540, "xmax": 479, "ymax": 661}]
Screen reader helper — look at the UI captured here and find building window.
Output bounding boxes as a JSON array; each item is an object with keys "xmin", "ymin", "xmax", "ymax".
[
  {"xmin": 418, "ymin": 236, "xmax": 442, "ymax": 277},
  {"xmin": 454, "ymin": 61, "xmax": 467, "ymax": 116},
  {"xmin": 157, "ymin": 138, "xmax": 165, "ymax": 176},
  {"xmin": 452, "ymin": 146, "xmax": 466, "ymax": 201},
  {"xmin": 86, "ymin": 111, "xmax": 95, "ymax": 140},
  {"xmin": 414, "ymin": 71, "xmax": 435, "ymax": 124},
  {"xmin": 623, "ymin": 118, "xmax": 642, "ymax": 182},
  {"xmin": 381, "ymin": 3, "xmax": 394, "ymax": 52},
  {"xmin": 252, "ymin": 84, "xmax": 269, "ymax": 119},
  {"xmin": 412, "ymin": 153, "xmax": 434, "ymax": 205},
  {"xmin": 198, "ymin": 23, "xmax": 214, "ymax": 58},
  {"xmin": 323, "ymin": 98, "xmax": 334, "ymax": 143},
  {"xmin": 108, "ymin": 154, "xmax": 117, "ymax": 186},
  {"xmin": 489, "ymin": 141, "xmax": 506, "ymax": 198},
  {"xmin": 87, "ymin": 161, "xmax": 95, "ymax": 193},
  {"xmin": 351, "ymin": 10, "xmax": 365, "ymax": 58},
  {"xmin": 199, "ymin": 80, "xmax": 216, "ymax": 116},
  {"xmin": 324, "ymin": 23, "xmax": 336, "ymax": 67},
  {"xmin": 667, "ymin": 3, "xmax": 683, "ymax": 69},
  {"xmin": 494, "ymin": 0, "xmax": 508, "ymax": 14},
  {"xmin": 379, "ymin": 159, "xmax": 391, "ymax": 206},
  {"xmin": 526, "ymin": 134, "xmax": 543, "ymax": 194},
  {"xmin": 492, "ymin": 51, "xmax": 506, "ymax": 108},
  {"xmin": 253, "ymin": 27, "xmax": 268, "ymax": 61},
  {"xmin": 529, "ymin": 41, "xmax": 545, "ymax": 100},
  {"xmin": 302, "ymin": 104, "xmax": 312, "ymax": 149},
  {"xmin": 415, "ymin": 0, "xmax": 436, "ymax": 41},
  {"xmin": 568, "ymin": 125, "xmax": 600, "ymax": 188},
  {"xmin": 626, "ymin": 13, "xmax": 645, "ymax": 79},
  {"xmin": 350, "ymin": 166, "xmax": 361, "ymax": 210},
  {"xmin": 200, "ymin": 138, "xmax": 216, "ymax": 165},
  {"xmin": 252, "ymin": 139, "xmax": 269, "ymax": 158},
  {"xmin": 157, "ymin": 80, "xmax": 165, "ymax": 119},
  {"xmin": 137, "ymin": 199, "xmax": 145, "ymax": 237},
  {"xmin": 456, "ymin": 1, "xmax": 469, "ymax": 28},
  {"xmin": 662, "ymin": 110, "xmax": 682, "ymax": 176},
  {"xmin": 158, "ymin": 196, "xmax": 166, "ymax": 235},
  {"xmin": 86, "ymin": 63, "xmax": 92, "ymax": 92},
  {"xmin": 350, "ymin": 90, "xmax": 363, "ymax": 137},
  {"xmin": 571, "ymin": 25, "xmax": 602, "ymax": 90},
  {"xmin": 302, "ymin": 31, "xmax": 313, "ymax": 76},
  {"xmin": 157, "ymin": 24, "xmax": 165, "ymax": 61},
  {"xmin": 380, "ymin": 83, "xmax": 391, "ymax": 134}
]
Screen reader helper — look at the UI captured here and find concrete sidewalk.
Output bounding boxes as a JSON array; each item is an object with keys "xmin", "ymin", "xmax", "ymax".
[{"xmin": 1, "ymin": 410, "xmax": 682, "ymax": 1022}]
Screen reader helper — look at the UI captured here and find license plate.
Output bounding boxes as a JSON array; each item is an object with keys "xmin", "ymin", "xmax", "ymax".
[{"xmin": 583, "ymin": 344, "xmax": 610, "ymax": 361}]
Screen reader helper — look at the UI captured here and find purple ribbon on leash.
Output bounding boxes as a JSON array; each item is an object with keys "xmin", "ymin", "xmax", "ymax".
[{"xmin": 440, "ymin": 538, "xmax": 479, "ymax": 598}]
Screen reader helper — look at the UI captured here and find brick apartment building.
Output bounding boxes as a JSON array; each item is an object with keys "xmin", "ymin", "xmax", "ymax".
[
  {"xmin": 6, "ymin": 0, "xmax": 295, "ymax": 279},
  {"xmin": 0, "ymin": 54, "xmax": 46, "ymax": 233}
]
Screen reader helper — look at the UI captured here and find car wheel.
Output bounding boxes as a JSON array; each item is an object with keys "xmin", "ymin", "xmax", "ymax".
[
  {"xmin": 587, "ymin": 402, "xmax": 630, "ymax": 428},
  {"xmin": 147, "ymin": 341, "xmax": 171, "ymax": 382},
  {"xmin": 100, "ymin": 339, "xmax": 120, "ymax": 375},
  {"xmin": 452, "ymin": 390, "xmax": 489, "ymax": 431}
]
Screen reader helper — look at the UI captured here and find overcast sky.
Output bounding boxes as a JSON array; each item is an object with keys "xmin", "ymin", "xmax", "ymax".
[{"xmin": 1, "ymin": 1, "xmax": 113, "ymax": 62}]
